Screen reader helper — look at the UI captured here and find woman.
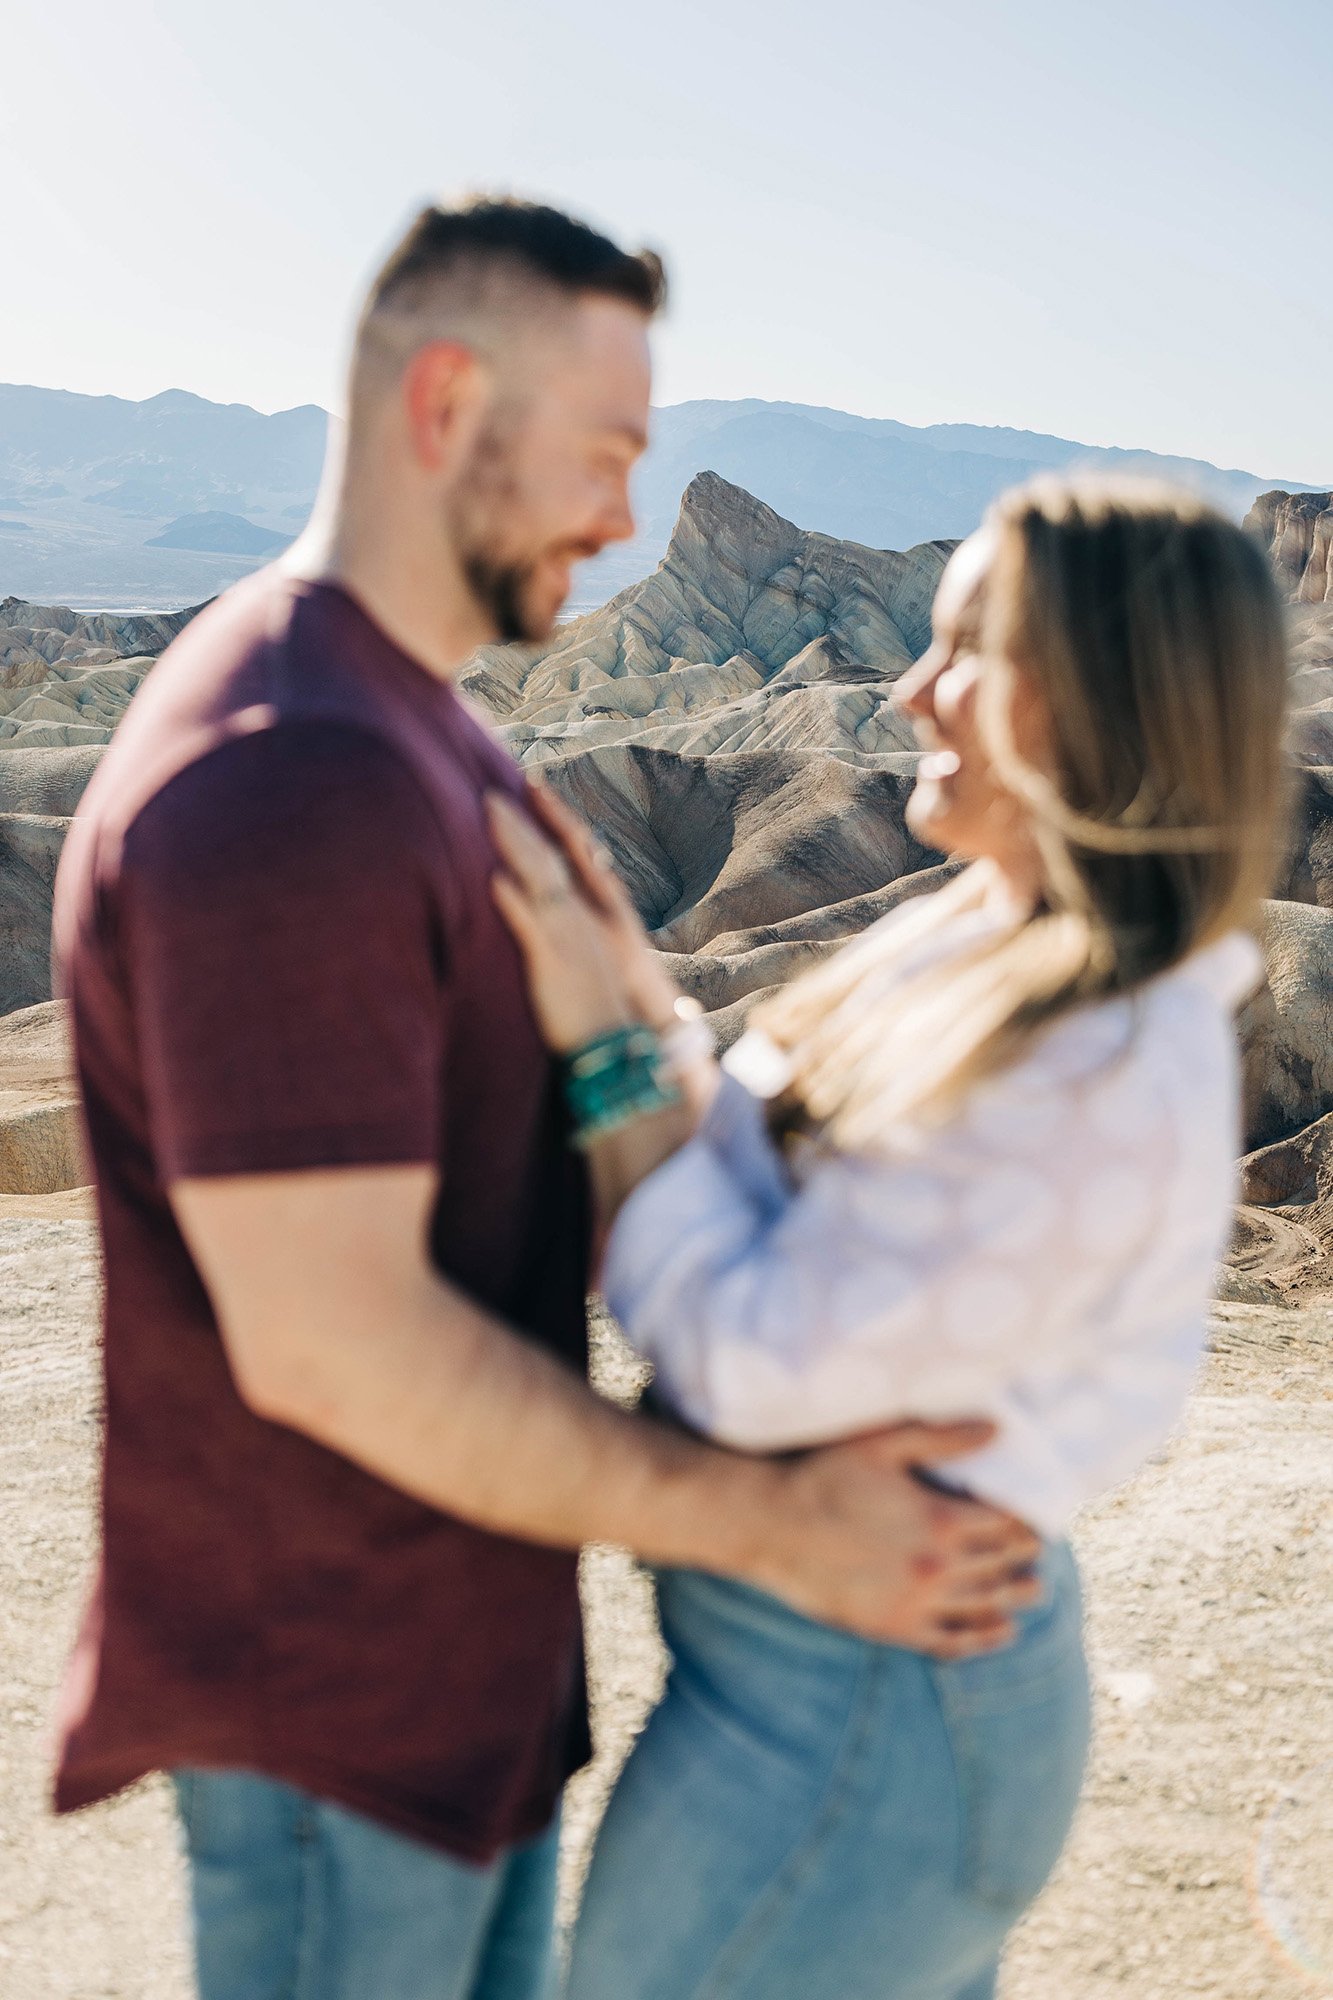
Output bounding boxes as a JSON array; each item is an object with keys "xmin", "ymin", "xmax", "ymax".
[{"xmin": 487, "ymin": 477, "xmax": 1288, "ymax": 2000}]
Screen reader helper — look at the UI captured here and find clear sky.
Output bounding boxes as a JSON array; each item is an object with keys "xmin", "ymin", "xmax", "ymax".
[{"xmin": 5, "ymin": 0, "xmax": 1330, "ymax": 480}]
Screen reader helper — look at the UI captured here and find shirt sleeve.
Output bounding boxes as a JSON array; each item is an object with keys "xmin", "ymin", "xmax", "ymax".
[
  {"xmin": 118, "ymin": 722, "xmax": 450, "ymax": 1180},
  {"xmin": 602, "ymin": 1043, "xmax": 1179, "ymax": 1469}
]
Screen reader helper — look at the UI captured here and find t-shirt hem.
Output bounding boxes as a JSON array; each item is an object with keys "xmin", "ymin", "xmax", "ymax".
[
  {"xmin": 53, "ymin": 1742, "xmax": 580, "ymax": 1865},
  {"xmin": 161, "ymin": 1127, "xmax": 438, "ymax": 1179}
]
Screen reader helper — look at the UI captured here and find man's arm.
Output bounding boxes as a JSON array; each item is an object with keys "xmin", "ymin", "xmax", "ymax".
[{"xmin": 171, "ymin": 1162, "xmax": 1041, "ymax": 1653}]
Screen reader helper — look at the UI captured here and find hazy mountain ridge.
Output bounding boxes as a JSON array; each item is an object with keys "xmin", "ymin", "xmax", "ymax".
[
  {"xmin": 0, "ymin": 385, "xmax": 323, "ymax": 609},
  {"xmin": 0, "ymin": 385, "xmax": 325, "ymax": 515},
  {"xmin": 570, "ymin": 401, "xmax": 1329, "ymax": 606},
  {"xmin": 2, "ymin": 382, "xmax": 1325, "ymax": 612}
]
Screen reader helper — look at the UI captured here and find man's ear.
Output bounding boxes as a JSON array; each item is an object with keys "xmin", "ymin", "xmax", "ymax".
[{"xmin": 402, "ymin": 341, "xmax": 484, "ymax": 474}]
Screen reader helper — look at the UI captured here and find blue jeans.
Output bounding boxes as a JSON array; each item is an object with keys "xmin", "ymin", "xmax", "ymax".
[
  {"xmin": 565, "ymin": 1543, "xmax": 1090, "ymax": 2000},
  {"xmin": 172, "ymin": 1769, "xmax": 560, "ymax": 2000}
]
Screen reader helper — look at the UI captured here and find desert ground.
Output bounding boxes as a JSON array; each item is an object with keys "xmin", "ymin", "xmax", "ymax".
[{"xmin": 2, "ymin": 1216, "xmax": 1329, "ymax": 2000}]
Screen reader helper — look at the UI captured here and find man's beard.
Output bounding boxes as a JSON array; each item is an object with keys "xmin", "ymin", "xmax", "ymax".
[
  {"xmin": 449, "ymin": 418, "xmax": 563, "ymax": 646},
  {"xmin": 459, "ymin": 545, "xmax": 548, "ymax": 646}
]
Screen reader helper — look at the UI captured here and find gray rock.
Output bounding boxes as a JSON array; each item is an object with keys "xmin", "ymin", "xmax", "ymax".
[
  {"xmin": 0, "ymin": 1000, "xmax": 85, "ymax": 1195},
  {"xmin": 0, "ymin": 815, "xmax": 69, "ymax": 1013},
  {"xmin": 1245, "ymin": 489, "xmax": 1333, "ymax": 604},
  {"xmin": 1240, "ymin": 900, "xmax": 1333, "ymax": 1146}
]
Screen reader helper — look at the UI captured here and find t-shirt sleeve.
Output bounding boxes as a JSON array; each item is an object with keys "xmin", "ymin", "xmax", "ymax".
[{"xmin": 118, "ymin": 722, "xmax": 450, "ymax": 1180}]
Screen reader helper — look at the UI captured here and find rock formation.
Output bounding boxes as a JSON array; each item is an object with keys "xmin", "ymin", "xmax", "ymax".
[
  {"xmin": 1245, "ymin": 491, "xmax": 1333, "ymax": 774},
  {"xmin": 7, "ymin": 472, "xmax": 1333, "ymax": 1300},
  {"xmin": 0, "ymin": 746, "xmax": 109, "ymax": 1010},
  {"xmin": 1240, "ymin": 901, "xmax": 1333, "ymax": 1145},
  {"xmin": 0, "ymin": 1000, "xmax": 84, "ymax": 1202},
  {"xmin": 460, "ymin": 474, "xmax": 950, "ymax": 1024},
  {"xmin": 1245, "ymin": 489, "xmax": 1333, "ymax": 604},
  {"xmin": 465, "ymin": 472, "xmax": 946, "ymax": 765},
  {"xmin": 0, "ymin": 814, "xmax": 67, "ymax": 1017},
  {"xmin": 0, "ymin": 602, "xmax": 202, "ymax": 1009},
  {"xmin": 0, "ymin": 596, "xmax": 200, "ymax": 670}
]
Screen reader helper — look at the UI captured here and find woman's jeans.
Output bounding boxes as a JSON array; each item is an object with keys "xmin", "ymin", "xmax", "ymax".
[{"xmin": 566, "ymin": 1542, "xmax": 1090, "ymax": 2000}]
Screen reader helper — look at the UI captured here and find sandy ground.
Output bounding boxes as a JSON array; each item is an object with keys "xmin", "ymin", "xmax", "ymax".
[{"xmin": 2, "ymin": 1219, "xmax": 1330, "ymax": 2000}]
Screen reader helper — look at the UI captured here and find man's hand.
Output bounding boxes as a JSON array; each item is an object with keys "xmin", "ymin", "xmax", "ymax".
[{"xmin": 741, "ymin": 1420, "xmax": 1041, "ymax": 1656}]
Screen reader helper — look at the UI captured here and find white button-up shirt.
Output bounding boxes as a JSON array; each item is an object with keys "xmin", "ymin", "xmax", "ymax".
[{"xmin": 603, "ymin": 912, "xmax": 1262, "ymax": 1536}]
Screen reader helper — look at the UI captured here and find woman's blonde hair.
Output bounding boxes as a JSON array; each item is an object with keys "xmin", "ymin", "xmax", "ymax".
[{"xmin": 753, "ymin": 476, "xmax": 1291, "ymax": 1149}]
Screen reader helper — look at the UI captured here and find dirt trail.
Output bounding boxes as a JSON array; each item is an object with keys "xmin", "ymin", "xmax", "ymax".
[{"xmin": 2, "ymin": 1225, "xmax": 1330, "ymax": 2000}]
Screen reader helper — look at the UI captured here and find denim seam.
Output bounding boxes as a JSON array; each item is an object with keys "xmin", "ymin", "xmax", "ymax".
[
  {"xmin": 928, "ymin": 1599, "xmax": 1087, "ymax": 1909},
  {"xmin": 930, "ymin": 1667, "xmax": 989, "ymax": 1904},
  {"xmin": 691, "ymin": 1646, "xmax": 887, "ymax": 2000},
  {"xmin": 290, "ymin": 1796, "xmax": 318, "ymax": 2000}
]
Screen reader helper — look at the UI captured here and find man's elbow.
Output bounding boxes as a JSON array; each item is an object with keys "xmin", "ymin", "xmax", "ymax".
[{"xmin": 221, "ymin": 1317, "xmax": 338, "ymax": 1433}]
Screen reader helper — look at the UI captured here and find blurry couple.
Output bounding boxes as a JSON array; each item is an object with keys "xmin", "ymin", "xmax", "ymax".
[{"xmin": 51, "ymin": 198, "xmax": 1285, "ymax": 1999}]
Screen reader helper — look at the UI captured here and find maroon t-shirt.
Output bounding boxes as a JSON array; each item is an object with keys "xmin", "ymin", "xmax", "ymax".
[{"xmin": 50, "ymin": 572, "xmax": 592, "ymax": 1859}]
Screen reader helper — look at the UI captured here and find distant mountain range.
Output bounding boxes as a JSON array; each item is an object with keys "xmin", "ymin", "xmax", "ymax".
[
  {"xmin": 0, "ymin": 385, "xmax": 323, "ymax": 608},
  {"xmin": 0, "ymin": 381, "xmax": 1323, "ymax": 611}
]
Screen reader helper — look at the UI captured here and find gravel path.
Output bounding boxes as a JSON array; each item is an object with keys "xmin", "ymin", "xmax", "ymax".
[{"xmin": 2, "ymin": 1225, "xmax": 1330, "ymax": 1999}]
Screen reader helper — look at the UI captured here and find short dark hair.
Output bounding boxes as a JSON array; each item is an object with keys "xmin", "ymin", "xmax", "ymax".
[{"xmin": 366, "ymin": 197, "xmax": 667, "ymax": 320}]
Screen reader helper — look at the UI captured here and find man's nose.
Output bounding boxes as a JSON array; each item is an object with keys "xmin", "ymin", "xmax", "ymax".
[{"xmin": 597, "ymin": 480, "xmax": 636, "ymax": 547}]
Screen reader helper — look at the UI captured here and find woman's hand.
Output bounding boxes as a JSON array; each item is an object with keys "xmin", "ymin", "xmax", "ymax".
[
  {"xmin": 488, "ymin": 791, "xmax": 639, "ymax": 1054},
  {"xmin": 523, "ymin": 780, "xmax": 686, "ymax": 1031}
]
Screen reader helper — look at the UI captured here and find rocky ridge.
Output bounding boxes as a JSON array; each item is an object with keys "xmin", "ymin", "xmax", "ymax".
[
  {"xmin": 1244, "ymin": 492, "xmax": 1333, "ymax": 771},
  {"xmin": 461, "ymin": 474, "xmax": 949, "ymax": 996},
  {"xmin": 5, "ymin": 477, "xmax": 1333, "ymax": 1304},
  {"xmin": 1245, "ymin": 489, "xmax": 1333, "ymax": 604}
]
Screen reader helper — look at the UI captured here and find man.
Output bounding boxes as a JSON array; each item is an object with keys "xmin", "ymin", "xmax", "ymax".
[{"xmin": 51, "ymin": 200, "xmax": 1037, "ymax": 2000}]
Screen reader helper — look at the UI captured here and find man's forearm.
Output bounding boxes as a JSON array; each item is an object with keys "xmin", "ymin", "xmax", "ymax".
[
  {"xmin": 173, "ymin": 1164, "xmax": 1041, "ymax": 1649},
  {"xmin": 244, "ymin": 1254, "xmax": 774, "ymax": 1574}
]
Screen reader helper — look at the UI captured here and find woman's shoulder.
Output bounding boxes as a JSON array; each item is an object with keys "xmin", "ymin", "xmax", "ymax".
[
  {"xmin": 948, "ymin": 929, "xmax": 1258, "ymax": 1160},
  {"xmin": 1148, "ymin": 930, "xmax": 1265, "ymax": 1016},
  {"xmin": 1113, "ymin": 929, "xmax": 1263, "ymax": 1103}
]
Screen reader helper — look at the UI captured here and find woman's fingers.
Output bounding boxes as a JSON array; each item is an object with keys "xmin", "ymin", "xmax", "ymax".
[
  {"xmin": 526, "ymin": 777, "xmax": 602, "ymax": 869},
  {"xmin": 486, "ymin": 793, "xmax": 573, "ymax": 902},
  {"xmin": 490, "ymin": 871, "xmax": 540, "ymax": 953},
  {"xmin": 910, "ymin": 1545, "xmax": 1043, "ymax": 1660},
  {"xmin": 528, "ymin": 780, "xmax": 642, "ymax": 928}
]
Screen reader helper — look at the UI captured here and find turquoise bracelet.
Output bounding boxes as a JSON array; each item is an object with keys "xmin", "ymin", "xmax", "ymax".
[{"xmin": 562, "ymin": 1025, "xmax": 684, "ymax": 1148}]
